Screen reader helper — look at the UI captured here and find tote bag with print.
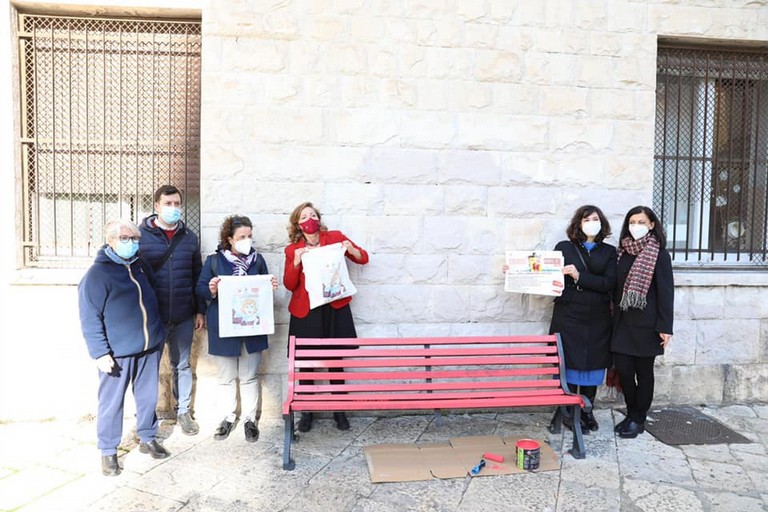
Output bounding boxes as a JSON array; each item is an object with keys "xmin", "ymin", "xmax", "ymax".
[{"xmin": 301, "ymin": 242, "xmax": 357, "ymax": 309}]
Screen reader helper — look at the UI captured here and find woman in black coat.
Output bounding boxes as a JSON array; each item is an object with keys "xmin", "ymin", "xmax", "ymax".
[
  {"xmin": 548, "ymin": 205, "xmax": 616, "ymax": 433},
  {"xmin": 611, "ymin": 206, "xmax": 674, "ymax": 439}
]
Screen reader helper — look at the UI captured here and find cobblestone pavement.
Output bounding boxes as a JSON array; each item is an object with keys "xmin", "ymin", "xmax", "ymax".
[{"xmin": 1, "ymin": 404, "xmax": 767, "ymax": 511}]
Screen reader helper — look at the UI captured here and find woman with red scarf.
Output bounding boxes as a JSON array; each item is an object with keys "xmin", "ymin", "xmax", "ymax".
[
  {"xmin": 283, "ymin": 201, "xmax": 369, "ymax": 433},
  {"xmin": 611, "ymin": 206, "xmax": 674, "ymax": 439}
]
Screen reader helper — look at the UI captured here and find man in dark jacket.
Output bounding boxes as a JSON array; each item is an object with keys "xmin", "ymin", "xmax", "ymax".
[
  {"xmin": 79, "ymin": 220, "xmax": 169, "ymax": 477},
  {"xmin": 139, "ymin": 185, "xmax": 205, "ymax": 436}
]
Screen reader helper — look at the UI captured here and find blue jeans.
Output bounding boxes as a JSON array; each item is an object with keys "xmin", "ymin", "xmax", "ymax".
[{"xmin": 165, "ymin": 317, "xmax": 195, "ymax": 415}]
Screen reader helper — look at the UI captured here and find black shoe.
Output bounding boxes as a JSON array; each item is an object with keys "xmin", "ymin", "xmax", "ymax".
[
  {"xmin": 614, "ymin": 416, "xmax": 631, "ymax": 433},
  {"xmin": 244, "ymin": 420, "xmax": 259, "ymax": 443},
  {"xmin": 177, "ymin": 412, "xmax": 199, "ymax": 436},
  {"xmin": 334, "ymin": 412, "xmax": 350, "ymax": 431},
  {"xmin": 297, "ymin": 413, "xmax": 313, "ymax": 433},
  {"xmin": 214, "ymin": 420, "xmax": 234, "ymax": 440},
  {"xmin": 618, "ymin": 420, "xmax": 645, "ymax": 439},
  {"xmin": 581, "ymin": 411, "xmax": 599, "ymax": 431},
  {"xmin": 138, "ymin": 440, "xmax": 170, "ymax": 459},
  {"xmin": 101, "ymin": 454, "xmax": 121, "ymax": 476},
  {"xmin": 562, "ymin": 415, "xmax": 589, "ymax": 435}
]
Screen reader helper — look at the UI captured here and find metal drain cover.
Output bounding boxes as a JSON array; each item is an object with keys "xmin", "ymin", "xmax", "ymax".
[{"xmin": 644, "ymin": 406, "xmax": 752, "ymax": 446}]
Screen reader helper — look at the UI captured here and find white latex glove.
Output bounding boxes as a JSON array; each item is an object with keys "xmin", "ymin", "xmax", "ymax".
[{"xmin": 96, "ymin": 354, "xmax": 115, "ymax": 374}]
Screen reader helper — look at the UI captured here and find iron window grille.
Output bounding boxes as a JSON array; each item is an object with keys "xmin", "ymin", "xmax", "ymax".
[
  {"xmin": 18, "ymin": 13, "xmax": 201, "ymax": 268},
  {"xmin": 654, "ymin": 43, "xmax": 768, "ymax": 267}
]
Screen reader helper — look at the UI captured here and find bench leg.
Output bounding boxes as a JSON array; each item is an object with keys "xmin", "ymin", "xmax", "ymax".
[
  {"xmin": 548, "ymin": 407, "xmax": 563, "ymax": 434},
  {"xmin": 283, "ymin": 413, "xmax": 296, "ymax": 470},
  {"xmin": 433, "ymin": 409, "xmax": 443, "ymax": 427},
  {"xmin": 569, "ymin": 405, "xmax": 586, "ymax": 459}
]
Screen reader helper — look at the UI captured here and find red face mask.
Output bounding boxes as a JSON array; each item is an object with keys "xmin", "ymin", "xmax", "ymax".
[{"xmin": 299, "ymin": 217, "xmax": 320, "ymax": 235}]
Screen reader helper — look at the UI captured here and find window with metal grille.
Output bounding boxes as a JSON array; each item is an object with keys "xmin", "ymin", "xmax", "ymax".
[
  {"xmin": 18, "ymin": 13, "xmax": 201, "ymax": 268},
  {"xmin": 654, "ymin": 44, "xmax": 768, "ymax": 267}
]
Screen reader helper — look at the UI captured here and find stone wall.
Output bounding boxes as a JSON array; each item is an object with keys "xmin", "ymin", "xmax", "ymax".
[{"xmin": 199, "ymin": 0, "xmax": 768, "ymax": 416}]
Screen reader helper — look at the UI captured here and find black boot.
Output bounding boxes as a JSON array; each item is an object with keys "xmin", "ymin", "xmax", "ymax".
[
  {"xmin": 297, "ymin": 412, "xmax": 313, "ymax": 433},
  {"xmin": 581, "ymin": 410, "xmax": 599, "ymax": 431},
  {"xmin": 334, "ymin": 412, "xmax": 350, "ymax": 431}
]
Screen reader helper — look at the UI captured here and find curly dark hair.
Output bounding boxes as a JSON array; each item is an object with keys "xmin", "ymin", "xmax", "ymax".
[
  {"xmin": 217, "ymin": 215, "xmax": 252, "ymax": 251},
  {"xmin": 619, "ymin": 205, "xmax": 667, "ymax": 249},
  {"xmin": 565, "ymin": 205, "xmax": 611, "ymax": 243},
  {"xmin": 287, "ymin": 201, "xmax": 327, "ymax": 243}
]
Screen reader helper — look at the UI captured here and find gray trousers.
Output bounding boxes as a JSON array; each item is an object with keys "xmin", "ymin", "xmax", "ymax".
[{"xmin": 214, "ymin": 343, "xmax": 261, "ymax": 423}]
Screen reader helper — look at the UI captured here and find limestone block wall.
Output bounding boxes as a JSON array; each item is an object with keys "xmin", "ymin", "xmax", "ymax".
[{"xmin": 196, "ymin": 0, "xmax": 768, "ymax": 417}]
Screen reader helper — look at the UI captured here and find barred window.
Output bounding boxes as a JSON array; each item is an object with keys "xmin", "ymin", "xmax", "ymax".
[
  {"xmin": 654, "ymin": 44, "xmax": 768, "ymax": 267},
  {"xmin": 18, "ymin": 13, "xmax": 201, "ymax": 268}
]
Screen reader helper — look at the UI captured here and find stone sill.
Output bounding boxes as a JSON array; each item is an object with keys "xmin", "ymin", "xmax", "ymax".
[
  {"xmin": 673, "ymin": 269, "xmax": 768, "ymax": 287},
  {"xmin": 10, "ymin": 268, "xmax": 86, "ymax": 286}
]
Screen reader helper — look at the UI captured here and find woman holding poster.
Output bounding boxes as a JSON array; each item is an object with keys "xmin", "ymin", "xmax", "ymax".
[
  {"xmin": 196, "ymin": 215, "xmax": 277, "ymax": 443},
  {"xmin": 284, "ymin": 201, "xmax": 369, "ymax": 433},
  {"xmin": 548, "ymin": 205, "xmax": 616, "ymax": 434}
]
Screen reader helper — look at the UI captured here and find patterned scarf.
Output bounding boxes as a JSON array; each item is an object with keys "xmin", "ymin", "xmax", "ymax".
[
  {"xmin": 223, "ymin": 250, "xmax": 256, "ymax": 276},
  {"xmin": 617, "ymin": 233, "xmax": 660, "ymax": 310}
]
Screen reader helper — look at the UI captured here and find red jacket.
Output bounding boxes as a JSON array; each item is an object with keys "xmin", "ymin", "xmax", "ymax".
[{"xmin": 283, "ymin": 230, "xmax": 369, "ymax": 318}]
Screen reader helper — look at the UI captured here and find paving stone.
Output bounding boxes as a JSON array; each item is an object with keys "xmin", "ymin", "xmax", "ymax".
[
  {"xmin": 83, "ymin": 487, "xmax": 185, "ymax": 512},
  {"xmin": 459, "ymin": 471, "xmax": 559, "ymax": 511},
  {"xmin": 556, "ymin": 482, "xmax": 621, "ymax": 512},
  {"xmin": 365, "ymin": 478, "xmax": 466, "ymax": 511},
  {"xmin": 702, "ymin": 492, "xmax": 766, "ymax": 512},
  {"xmin": 0, "ymin": 465, "xmax": 80, "ymax": 511},
  {"xmin": 622, "ymin": 479, "xmax": 704, "ymax": 512},
  {"xmin": 690, "ymin": 458, "xmax": 754, "ymax": 493}
]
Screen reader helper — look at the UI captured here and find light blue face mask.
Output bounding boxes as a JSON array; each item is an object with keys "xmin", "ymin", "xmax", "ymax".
[
  {"xmin": 115, "ymin": 240, "xmax": 140, "ymax": 260},
  {"xmin": 159, "ymin": 206, "xmax": 182, "ymax": 225}
]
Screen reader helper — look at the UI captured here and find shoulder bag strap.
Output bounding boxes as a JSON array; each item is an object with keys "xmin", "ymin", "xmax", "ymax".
[{"xmin": 152, "ymin": 229, "xmax": 186, "ymax": 273}]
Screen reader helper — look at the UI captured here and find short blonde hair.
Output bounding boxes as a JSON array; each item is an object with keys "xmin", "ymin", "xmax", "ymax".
[{"xmin": 104, "ymin": 219, "xmax": 140, "ymax": 242}]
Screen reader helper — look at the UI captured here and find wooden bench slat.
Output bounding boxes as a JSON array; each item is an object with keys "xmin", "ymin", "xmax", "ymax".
[
  {"xmin": 291, "ymin": 388, "xmax": 566, "ymax": 401},
  {"xmin": 293, "ymin": 368, "xmax": 559, "ymax": 380},
  {"xmin": 290, "ymin": 395, "xmax": 584, "ymax": 411},
  {"xmin": 295, "ymin": 346, "xmax": 558, "ymax": 358},
  {"xmin": 294, "ymin": 379, "xmax": 563, "ymax": 393},
  {"xmin": 294, "ymin": 335, "xmax": 560, "ymax": 346},
  {"xmin": 294, "ymin": 355, "xmax": 561, "ymax": 369}
]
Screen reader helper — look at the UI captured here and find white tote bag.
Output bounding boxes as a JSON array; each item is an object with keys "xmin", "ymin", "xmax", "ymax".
[{"xmin": 301, "ymin": 243, "xmax": 357, "ymax": 310}]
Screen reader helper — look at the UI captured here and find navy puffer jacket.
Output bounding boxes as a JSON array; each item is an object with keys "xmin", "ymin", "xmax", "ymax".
[
  {"xmin": 139, "ymin": 215, "xmax": 205, "ymax": 324},
  {"xmin": 78, "ymin": 247, "xmax": 166, "ymax": 359}
]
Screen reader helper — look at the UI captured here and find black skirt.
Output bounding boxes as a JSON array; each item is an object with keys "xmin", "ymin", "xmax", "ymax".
[{"xmin": 288, "ymin": 303, "xmax": 358, "ymax": 354}]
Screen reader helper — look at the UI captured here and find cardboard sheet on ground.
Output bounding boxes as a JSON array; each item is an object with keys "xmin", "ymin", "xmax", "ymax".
[{"xmin": 363, "ymin": 435, "xmax": 558, "ymax": 483}]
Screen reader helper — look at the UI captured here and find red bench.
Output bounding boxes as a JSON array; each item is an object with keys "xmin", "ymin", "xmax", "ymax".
[{"xmin": 282, "ymin": 334, "xmax": 590, "ymax": 470}]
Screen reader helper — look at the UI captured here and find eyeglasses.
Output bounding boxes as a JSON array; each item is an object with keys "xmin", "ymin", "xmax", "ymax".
[{"xmin": 118, "ymin": 235, "xmax": 141, "ymax": 243}]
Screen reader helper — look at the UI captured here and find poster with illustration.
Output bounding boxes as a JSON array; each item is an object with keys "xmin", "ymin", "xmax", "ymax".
[
  {"xmin": 217, "ymin": 275, "xmax": 275, "ymax": 337},
  {"xmin": 301, "ymin": 243, "xmax": 357, "ymax": 309},
  {"xmin": 504, "ymin": 250, "xmax": 564, "ymax": 297}
]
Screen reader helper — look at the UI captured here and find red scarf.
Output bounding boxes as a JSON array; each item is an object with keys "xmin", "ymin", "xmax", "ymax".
[{"xmin": 618, "ymin": 234, "xmax": 660, "ymax": 310}]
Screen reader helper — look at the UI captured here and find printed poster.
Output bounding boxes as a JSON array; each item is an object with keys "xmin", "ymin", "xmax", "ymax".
[
  {"xmin": 504, "ymin": 250, "xmax": 565, "ymax": 297},
  {"xmin": 301, "ymin": 243, "xmax": 357, "ymax": 310},
  {"xmin": 217, "ymin": 275, "xmax": 275, "ymax": 337}
]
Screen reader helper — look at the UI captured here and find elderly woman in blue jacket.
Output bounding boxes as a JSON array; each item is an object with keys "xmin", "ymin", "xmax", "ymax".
[
  {"xmin": 78, "ymin": 219, "xmax": 168, "ymax": 477},
  {"xmin": 196, "ymin": 215, "xmax": 277, "ymax": 443}
]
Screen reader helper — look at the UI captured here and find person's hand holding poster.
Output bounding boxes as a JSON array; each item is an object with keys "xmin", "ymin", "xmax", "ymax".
[
  {"xmin": 504, "ymin": 250, "xmax": 564, "ymax": 297},
  {"xmin": 217, "ymin": 275, "xmax": 275, "ymax": 337}
]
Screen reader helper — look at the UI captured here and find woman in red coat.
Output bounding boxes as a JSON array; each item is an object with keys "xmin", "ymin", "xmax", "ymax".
[{"xmin": 283, "ymin": 201, "xmax": 369, "ymax": 433}]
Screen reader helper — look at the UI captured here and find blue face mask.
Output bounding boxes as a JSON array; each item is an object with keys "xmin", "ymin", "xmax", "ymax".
[
  {"xmin": 159, "ymin": 206, "xmax": 182, "ymax": 225},
  {"xmin": 115, "ymin": 240, "xmax": 140, "ymax": 260}
]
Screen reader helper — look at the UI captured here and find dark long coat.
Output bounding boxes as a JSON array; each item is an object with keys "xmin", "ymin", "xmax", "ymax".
[
  {"xmin": 549, "ymin": 240, "xmax": 616, "ymax": 370},
  {"xmin": 611, "ymin": 247, "xmax": 674, "ymax": 357}
]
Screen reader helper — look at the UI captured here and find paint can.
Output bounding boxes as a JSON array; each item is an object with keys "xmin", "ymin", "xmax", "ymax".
[{"xmin": 515, "ymin": 439, "xmax": 541, "ymax": 470}]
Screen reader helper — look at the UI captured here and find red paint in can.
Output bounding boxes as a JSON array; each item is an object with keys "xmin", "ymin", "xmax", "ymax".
[{"xmin": 515, "ymin": 439, "xmax": 541, "ymax": 470}]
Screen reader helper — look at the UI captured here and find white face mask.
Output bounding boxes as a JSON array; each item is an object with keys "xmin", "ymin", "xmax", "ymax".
[
  {"xmin": 629, "ymin": 224, "xmax": 650, "ymax": 240},
  {"xmin": 581, "ymin": 220, "xmax": 601, "ymax": 237},
  {"xmin": 233, "ymin": 238, "xmax": 252, "ymax": 255}
]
